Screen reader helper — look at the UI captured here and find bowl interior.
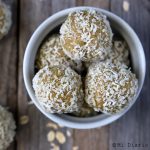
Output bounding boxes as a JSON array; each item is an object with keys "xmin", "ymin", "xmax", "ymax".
[{"xmin": 23, "ymin": 7, "xmax": 145, "ymax": 129}]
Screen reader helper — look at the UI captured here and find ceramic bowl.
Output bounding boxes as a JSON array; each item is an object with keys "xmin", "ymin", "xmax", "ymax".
[{"xmin": 23, "ymin": 7, "xmax": 146, "ymax": 129}]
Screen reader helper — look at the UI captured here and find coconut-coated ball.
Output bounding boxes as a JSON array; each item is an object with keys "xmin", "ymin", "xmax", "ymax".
[
  {"xmin": 107, "ymin": 40, "xmax": 130, "ymax": 66},
  {"xmin": 84, "ymin": 39, "xmax": 130, "ymax": 68},
  {"xmin": 32, "ymin": 66, "xmax": 84, "ymax": 113},
  {"xmin": 0, "ymin": 1, "xmax": 11, "ymax": 40},
  {"xmin": 0, "ymin": 105, "xmax": 16, "ymax": 150},
  {"xmin": 36, "ymin": 34, "xmax": 83, "ymax": 72},
  {"xmin": 72, "ymin": 102, "xmax": 97, "ymax": 117},
  {"xmin": 60, "ymin": 9, "xmax": 112, "ymax": 62},
  {"xmin": 85, "ymin": 61, "xmax": 138, "ymax": 114}
]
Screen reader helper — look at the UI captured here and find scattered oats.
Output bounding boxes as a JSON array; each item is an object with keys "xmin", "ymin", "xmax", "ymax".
[
  {"xmin": 123, "ymin": 1, "xmax": 130, "ymax": 12},
  {"xmin": 72, "ymin": 146, "xmax": 79, "ymax": 150},
  {"xmin": 46, "ymin": 122, "xmax": 58, "ymax": 129},
  {"xmin": 47, "ymin": 131, "xmax": 55, "ymax": 142},
  {"xmin": 66, "ymin": 130, "xmax": 71, "ymax": 137},
  {"xmin": 56, "ymin": 131, "xmax": 66, "ymax": 144},
  {"xmin": 19, "ymin": 115, "xmax": 29, "ymax": 125},
  {"xmin": 50, "ymin": 143, "xmax": 60, "ymax": 150}
]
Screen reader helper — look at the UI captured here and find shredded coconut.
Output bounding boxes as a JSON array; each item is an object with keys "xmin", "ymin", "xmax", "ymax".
[
  {"xmin": 107, "ymin": 40, "xmax": 130, "ymax": 66},
  {"xmin": 60, "ymin": 9, "xmax": 113, "ymax": 62},
  {"xmin": 0, "ymin": 105, "xmax": 16, "ymax": 150},
  {"xmin": 32, "ymin": 66, "xmax": 84, "ymax": 113},
  {"xmin": 85, "ymin": 61, "xmax": 138, "ymax": 114},
  {"xmin": 84, "ymin": 39, "xmax": 130, "ymax": 68},
  {"xmin": 72, "ymin": 102, "xmax": 98, "ymax": 117},
  {"xmin": 0, "ymin": 1, "xmax": 11, "ymax": 40},
  {"xmin": 36, "ymin": 34, "xmax": 83, "ymax": 72}
]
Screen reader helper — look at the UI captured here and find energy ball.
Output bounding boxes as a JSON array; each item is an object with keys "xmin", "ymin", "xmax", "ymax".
[
  {"xmin": 36, "ymin": 34, "xmax": 82, "ymax": 72},
  {"xmin": 60, "ymin": 9, "xmax": 113, "ymax": 62},
  {"xmin": 0, "ymin": 1, "xmax": 11, "ymax": 40},
  {"xmin": 85, "ymin": 61, "xmax": 138, "ymax": 114},
  {"xmin": 84, "ymin": 40, "xmax": 130, "ymax": 68},
  {"xmin": 107, "ymin": 40, "xmax": 130, "ymax": 66},
  {"xmin": 33, "ymin": 66, "xmax": 84, "ymax": 113},
  {"xmin": 72, "ymin": 102, "xmax": 97, "ymax": 117},
  {"xmin": 0, "ymin": 105, "xmax": 16, "ymax": 150}
]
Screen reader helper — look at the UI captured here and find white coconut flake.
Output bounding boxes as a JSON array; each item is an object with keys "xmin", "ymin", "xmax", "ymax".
[
  {"xmin": 32, "ymin": 66, "xmax": 84, "ymax": 113},
  {"xmin": 85, "ymin": 61, "xmax": 138, "ymax": 114},
  {"xmin": 35, "ymin": 34, "xmax": 83, "ymax": 72},
  {"xmin": 0, "ymin": 105, "xmax": 16, "ymax": 150},
  {"xmin": 0, "ymin": 1, "xmax": 11, "ymax": 40},
  {"xmin": 60, "ymin": 9, "xmax": 113, "ymax": 62}
]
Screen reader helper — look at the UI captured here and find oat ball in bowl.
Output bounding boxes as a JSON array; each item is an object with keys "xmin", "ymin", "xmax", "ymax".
[
  {"xmin": 36, "ymin": 34, "xmax": 82, "ymax": 72},
  {"xmin": 107, "ymin": 40, "xmax": 130, "ymax": 66},
  {"xmin": 23, "ymin": 7, "xmax": 145, "ymax": 129},
  {"xmin": 32, "ymin": 66, "xmax": 83, "ymax": 113},
  {"xmin": 60, "ymin": 9, "xmax": 112, "ymax": 62},
  {"xmin": 84, "ymin": 38, "xmax": 130, "ymax": 69},
  {"xmin": 85, "ymin": 61, "xmax": 138, "ymax": 114},
  {"xmin": 72, "ymin": 102, "xmax": 98, "ymax": 117}
]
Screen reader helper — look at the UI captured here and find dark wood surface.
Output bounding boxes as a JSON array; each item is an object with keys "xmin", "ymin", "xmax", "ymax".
[{"xmin": 0, "ymin": 0, "xmax": 149, "ymax": 150}]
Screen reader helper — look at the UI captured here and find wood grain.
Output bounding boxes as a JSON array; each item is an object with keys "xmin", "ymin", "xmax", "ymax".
[
  {"xmin": 17, "ymin": 0, "xmax": 75, "ymax": 150},
  {"xmin": 0, "ymin": 0, "xmax": 18, "ymax": 150},
  {"xmin": 109, "ymin": 0, "xmax": 150, "ymax": 150},
  {"xmin": 71, "ymin": 1, "xmax": 110, "ymax": 150},
  {"xmin": 0, "ymin": 0, "xmax": 149, "ymax": 150},
  {"xmin": 17, "ymin": 0, "xmax": 52, "ymax": 149}
]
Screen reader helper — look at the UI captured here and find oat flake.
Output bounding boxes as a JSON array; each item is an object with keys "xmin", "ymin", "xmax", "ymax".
[{"xmin": 56, "ymin": 131, "xmax": 66, "ymax": 144}]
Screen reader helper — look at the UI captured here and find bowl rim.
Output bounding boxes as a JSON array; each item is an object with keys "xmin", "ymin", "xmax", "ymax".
[{"xmin": 23, "ymin": 6, "xmax": 146, "ymax": 129}]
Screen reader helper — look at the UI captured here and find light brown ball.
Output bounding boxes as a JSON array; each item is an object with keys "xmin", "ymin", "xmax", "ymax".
[
  {"xmin": 85, "ymin": 61, "xmax": 138, "ymax": 114},
  {"xmin": 33, "ymin": 66, "xmax": 84, "ymax": 113},
  {"xmin": 36, "ymin": 34, "xmax": 82, "ymax": 72},
  {"xmin": 0, "ymin": 1, "xmax": 11, "ymax": 40},
  {"xmin": 0, "ymin": 105, "xmax": 16, "ymax": 150},
  {"xmin": 107, "ymin": 40, "xmax": 130, "ymax": 66},
  {"xmin": 72, "ymin": 102, "xmax": 97, "ymax": 117},
  {"xmin": 60, "ymin": 9, "xmax": 112, "ymax": 62}
]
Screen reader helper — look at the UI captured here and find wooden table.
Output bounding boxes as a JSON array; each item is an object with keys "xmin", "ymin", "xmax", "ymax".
[{"xmin": 0, "ymin": 0, "xmax": 150, "ymax": 149}]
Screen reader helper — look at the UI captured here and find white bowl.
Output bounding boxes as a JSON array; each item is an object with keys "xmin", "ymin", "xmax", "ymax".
[{"xmin": 23, "ymin": 7, "xmax": 146, "ymax": 129}]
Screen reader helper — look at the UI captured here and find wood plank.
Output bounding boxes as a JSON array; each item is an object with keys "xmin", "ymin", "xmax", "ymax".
[
  {"xmin": 72, "ymin": 1, "xmax": 110, "ymax": 150},
  {"xmin": 73, "ymin": 127, "xmax": 108, "ymax": 150},
  {"xmin": 83, "ymin": 0, "xmax": 110, "ymax": 9},
  {"xmin": 17, "ymin": 0, "xmax": 52, "ymax": 149},
  {"xmin": 0, "ymin": 0, "xmax": 18, "ymax": 149},
  {"xmin": 18, "ymin": 0, "xmax": 76, "ymax": 150},
  {"xmin": 109, "ymin": 0, "xmax": 150, "ymax": 150},
  {"xmin": 51, "ymin": 0, "xmax": 76, "ymax": 13}
]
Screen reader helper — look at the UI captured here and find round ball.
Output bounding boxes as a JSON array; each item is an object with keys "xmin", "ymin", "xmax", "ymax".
[
  {"xmin": 0, "ymin": 105, "xmax": 16, "ymax": 150},
  {"xmin": 85, "ymin": 61, "xmax": 138, "ymax": 114},
  {"xmin": 84, "ymin": 40, "xmax": 130, "ymax": 68},
  {"xmin": 107, "ymin": 40, "xmax": 130, "ymax": 66},
  {"xmin": 0, "ymin": 2, "xmax": 11, "ymax": 40},
  {"xmin": 36, "ymin": 34, "xmax": 82, "ymax": 72},
  {"xmin": 33, "ymin": 66, "xmax": 84, "ymax": 113},
  {"xmin": 72, "ymin": 102, "xmax": 97, "ymax": 117},
  {"xmin": 60, "ymin": 9, "xmax": 112, "ymax": 62}
]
